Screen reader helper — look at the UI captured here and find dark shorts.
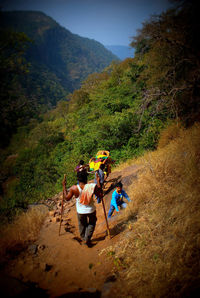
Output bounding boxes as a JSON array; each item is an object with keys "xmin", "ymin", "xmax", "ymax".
[{"xmin": 77, "ymin": 211, "xmax": 97, "ymax": 241}]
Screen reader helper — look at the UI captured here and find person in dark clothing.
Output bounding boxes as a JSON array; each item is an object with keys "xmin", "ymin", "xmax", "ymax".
[
  {"xmin": 94, "ymin": 163, "xmax": 105, "ymax": 203},
  {"xmin": 75, "ymin": 160, "xmax": 89, "ymax": 183},
  {"xmin": 75, "ymin": 160, "xmax": 85, "ymax": 173}
]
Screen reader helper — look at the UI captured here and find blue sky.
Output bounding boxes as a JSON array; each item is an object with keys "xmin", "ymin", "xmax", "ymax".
[{"xmin": 1, "ymin": 0, "xmax": 174, "ymax": 46}]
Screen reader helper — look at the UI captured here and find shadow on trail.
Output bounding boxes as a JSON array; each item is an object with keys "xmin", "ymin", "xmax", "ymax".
[
  {"xmin": 109, "ymin": 222, "xmax": 126, "ymax": 238},
  {"xmin": 72, "ymin": 236, "xmax": 82, "ymax": 244},
  {"xmin": 108, "ymin": 212, "xmax": 138, "ymax": 239},
  {"xmin": 58, "ymin": 223, "xmax": 76, "ymax": 237},
  {"xmin": 92, "ymin": 235, "xmax": 106, "ymax": 242},
  {"xmin": 57, "ymin": 290, "xmax": 101, "ymax": 297},
  {"xmin": 0, "ymin": 274, "xmax": 49, "ymax": 298},
  {"xmin": 71, "ymin": 235, "xmax": 106, "ymax": 247},
  {"xmin": 64, "ymin": 222, "xmax": 75, "ymax": 233}
]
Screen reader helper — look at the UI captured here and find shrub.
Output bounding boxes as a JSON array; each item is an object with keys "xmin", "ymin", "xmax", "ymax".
[{"xmin": 0, "ymin": 205, "xmax": 48, "ymax": 262}]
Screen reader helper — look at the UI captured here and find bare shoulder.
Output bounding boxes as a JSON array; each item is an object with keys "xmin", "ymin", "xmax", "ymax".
[{"xmin": 69, "ymin": 184, "xmax": 79, "ymax": 197}]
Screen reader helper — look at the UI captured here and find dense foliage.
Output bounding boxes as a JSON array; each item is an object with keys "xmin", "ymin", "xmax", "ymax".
[
  {"xmin": 0, "ymin": 11, "xmax": 118, "ymax": 147},
  {"xmin": 131, "ymin": 0, "xmax": 200, "ymax": 125},
  {"xmin": 0, "ymin": 0, "xmax": 199, "ymax": 220},
  {"xmin": 0, "ymin": 28, "xmax": 32, "ymax": 147}
]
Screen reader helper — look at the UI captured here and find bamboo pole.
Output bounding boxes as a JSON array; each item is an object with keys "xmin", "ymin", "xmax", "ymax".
[
  {"xmin": 96, "ymin": 171, "xmax": 111, "ymax": 239},
  {"xmin": 101, "ymin": 195, "xmax": 111, "ymax": 239},
  {"xmin": 59, "ymin": 174, "xmax": 66, "ymax": 236}
]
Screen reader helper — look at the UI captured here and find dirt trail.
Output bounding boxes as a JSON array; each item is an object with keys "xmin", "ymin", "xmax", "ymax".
[{"xmin": 1, "ymin": 165, "xmax": 139, "ymax": 297}]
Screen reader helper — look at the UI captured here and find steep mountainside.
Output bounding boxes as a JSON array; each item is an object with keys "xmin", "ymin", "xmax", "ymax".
[
  {"xmin": 0, "ymin": 11, "xmax": 118, "ymax": 146},
  {"xmin": 0, "ymin": 11, "xmax": 118, "ymax": 92}
]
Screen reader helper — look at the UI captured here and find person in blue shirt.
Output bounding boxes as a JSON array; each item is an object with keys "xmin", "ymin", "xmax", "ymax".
[{"xmin": 108, "ymin": 182, "xmax": 131, "ymax": 218}]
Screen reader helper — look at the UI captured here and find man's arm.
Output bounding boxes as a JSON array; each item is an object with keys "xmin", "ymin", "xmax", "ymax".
[
  {"xmin": 62, "ymin": 179, "xmax": 75, "ymax": 201},
  {"xmin": 122, "ymin": 189, "xmax": 131, "ymax": 202},
  {"xmin": 94, "ymin": 185, "xmax": 103, "ymax": 199},
  {"xmin": 95, "ymin": 171, "xmax": 101, "ymax": 188}
]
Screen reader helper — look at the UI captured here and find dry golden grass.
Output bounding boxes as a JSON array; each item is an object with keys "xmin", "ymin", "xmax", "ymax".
[
  {"xmin": 0, "ymin": 205, "xmax": 48, "ymax": 262},
  {"xmin": 157, "ymin": 121, "xmax": 184, "ymax": 149},
  {"xmin": 113, "ymin": 122, "xmax": 200, "ymax": 297},
  {"xmin": 112, "ymin": 156, "xmax": 138, "ymax": 173}
]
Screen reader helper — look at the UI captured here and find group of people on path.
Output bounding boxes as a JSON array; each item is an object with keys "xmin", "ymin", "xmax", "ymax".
[{"xmin": 62, "ymin": 154, "xmax": 131, "ymax": 247}]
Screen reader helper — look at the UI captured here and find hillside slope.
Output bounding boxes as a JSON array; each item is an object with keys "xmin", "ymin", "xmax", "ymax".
[
  {"xmin": 0, "ymin": 123, "xmax": 200, "ymax": 297},
  {"xmin": 0, "ymin": 11, "xmax": 119, "ymax": 146},
  {"xmin": 0, "ymin": 11, "xmax": 118, "ymax": 92}
]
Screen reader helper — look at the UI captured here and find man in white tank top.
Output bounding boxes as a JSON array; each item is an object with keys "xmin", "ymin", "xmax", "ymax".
[{"xmin": 62, "ymin": 171, "xmax": 103, "ymax": 247}]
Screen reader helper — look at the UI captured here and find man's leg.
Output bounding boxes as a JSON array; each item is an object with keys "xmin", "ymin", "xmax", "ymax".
[
  {"xmin": 108, "ymin": 205, "xmax": 115, "ymax": 218},
  {"xmin": 120, "ymin": 202, "xmax": 127, "ymax": 209},
  {"xmin": 85, "ymin": 211, "xmax": 97, "ymax": 243},
  {"xmin": 77, "ymin": 213, "xmax": 87, "ymax": 241}
]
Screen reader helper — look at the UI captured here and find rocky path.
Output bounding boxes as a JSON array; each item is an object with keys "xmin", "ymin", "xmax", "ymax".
[{"xmin": 1, "ymin": 165, "xmax": 139, "ymax": 297}]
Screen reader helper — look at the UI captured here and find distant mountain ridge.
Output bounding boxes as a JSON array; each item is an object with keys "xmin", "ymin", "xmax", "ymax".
[
  {"xmin": 0, "ymin": 11, "xmax": 119, "ymax": 92},
  {"xmin": 105, "ymin": 45, "xmax": 134, "ymax": 60},
  {"xmin": 0, "ymin": 10, "xmax": 119, "ymax": 146}
]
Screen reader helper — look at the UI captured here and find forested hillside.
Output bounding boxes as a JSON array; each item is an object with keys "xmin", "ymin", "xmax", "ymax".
[
  {"xmin": 0, "ymin": 11, "xmax": 118, "ymax": 146},
  {"xmin": 0, "ymin": 0, "xmax": 199, "ymax": 221}
]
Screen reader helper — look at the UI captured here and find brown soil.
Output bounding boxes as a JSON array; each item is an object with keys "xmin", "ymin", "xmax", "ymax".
[{"xmin": 0, "ymin": 164, "xmax": 139, "ymax": 297}]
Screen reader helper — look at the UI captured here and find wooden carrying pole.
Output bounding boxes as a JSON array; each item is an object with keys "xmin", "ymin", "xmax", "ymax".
[
  {"xmin": 59, "ymin": 174, "xmax": 66, "ymax": 236},
  {"xmin": 96, "ymin": 171, "xmax": 111, "ymax": 239},
  {"xmin": 101, "ymin": 196, "xmax": 111, "ymax": 239}
]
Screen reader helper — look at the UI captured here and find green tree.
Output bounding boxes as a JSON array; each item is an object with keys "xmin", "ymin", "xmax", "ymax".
[
  {"xmin": 0, "ymin": 29, "xmax": 31, "ymax": 147},
  {"xmin": 130, "ymin": 0, "xmax": 200, "ymax": 125}
]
